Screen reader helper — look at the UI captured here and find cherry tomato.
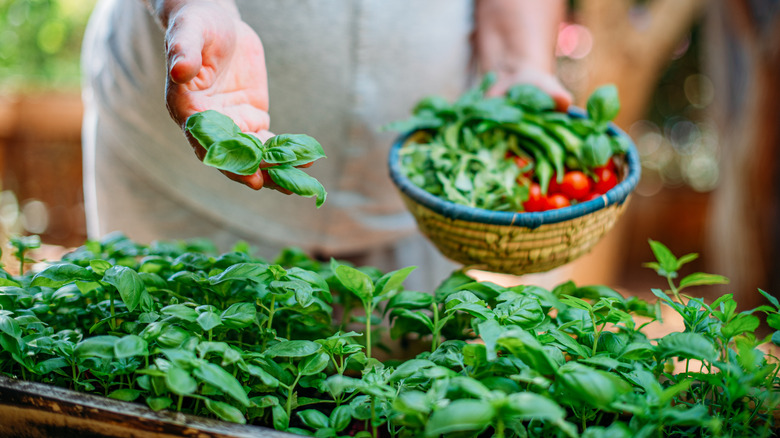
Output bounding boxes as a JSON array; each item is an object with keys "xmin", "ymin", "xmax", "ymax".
[
  {"xmin": 545, "ymin": 193, "xmax": 571, "ymax": 210},
  {"xmin": 560, "ymin": 171, "xmax": 592, "ymax": 200},
  {"xmin": 581, "ymin": 192, "xmax": 602, "ymax": 202},
  {"xmin": 602, "ymin": 157, "xmax": 617, "ymax": 172},
  {"xmin": 592, "ymin": 166, "xmax": 618, "ymax": 194},
  {"xmin": 513, "ymin": 155, "xmax": 531, "ymax": 168},
  {"xmin": 523, "ymin": 183, "xmax": 548, "ymax": 212},
  {"xmin": 547, "ymin": 173, "xmax": 561, "ymax": 194},
  {"xmin": 513, "ymin": 155, "xmax": 534, "ymax": 178}
]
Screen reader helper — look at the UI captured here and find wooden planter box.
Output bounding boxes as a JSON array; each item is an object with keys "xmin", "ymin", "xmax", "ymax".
[{"xmin": 0, "ymin": 376, "xmax": 293, "ymax": 438}]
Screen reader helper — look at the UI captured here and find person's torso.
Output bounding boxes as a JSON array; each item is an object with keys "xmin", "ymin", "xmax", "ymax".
[{"xmin": 83, "ymin": 0, "xmax": 475, "ymax": 253}]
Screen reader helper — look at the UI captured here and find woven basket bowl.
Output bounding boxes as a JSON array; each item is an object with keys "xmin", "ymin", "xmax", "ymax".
[{"xmin": 388, "ymin": 114, "xmax": 641, "ymax": 275}]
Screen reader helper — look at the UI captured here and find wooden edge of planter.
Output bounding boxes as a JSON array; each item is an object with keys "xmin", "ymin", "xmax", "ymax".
[{"xmin": 0, "ymin": 375, "xmax": 296, "ymax": 438}]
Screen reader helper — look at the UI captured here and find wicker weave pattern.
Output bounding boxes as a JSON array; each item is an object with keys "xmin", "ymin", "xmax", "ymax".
[
  {"xmin": 389, "ymin": 109, "xmax": 641, "ymax": 275},
  {"xmin": 401, "ymin": 192, "xmax": 631, "ymax": 275}
]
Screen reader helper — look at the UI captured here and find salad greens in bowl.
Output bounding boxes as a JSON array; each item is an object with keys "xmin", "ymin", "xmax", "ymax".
[{"xmin": 387, "ymin": 74, "xmax": 640, "ymax": 274}]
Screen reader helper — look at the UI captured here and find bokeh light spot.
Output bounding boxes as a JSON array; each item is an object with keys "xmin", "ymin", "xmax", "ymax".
[{"xmin": 556, "ymin": 24, "xmax": 593, "ymax": 60}]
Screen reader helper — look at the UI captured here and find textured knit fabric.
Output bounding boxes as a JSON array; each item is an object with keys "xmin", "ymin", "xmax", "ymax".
[{"xmin": 81, "ymin": 0, "xmax": 474, "ymax": 289}]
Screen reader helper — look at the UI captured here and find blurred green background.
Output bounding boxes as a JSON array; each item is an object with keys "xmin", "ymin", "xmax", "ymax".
[{"xmin": 0, "ymin": 0, "xmax": 97, "ymax": 91}]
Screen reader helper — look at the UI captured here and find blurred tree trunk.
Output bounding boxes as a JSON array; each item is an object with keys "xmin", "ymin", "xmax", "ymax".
[
  {"xmin": 558, "ymin": 0, "xmax": 706, "ymax": 287},
  {"xmin": 574, "ymin": 0, "xmax": 707, "ymax": 127},
  {"xmin": 704, "ymin": 0, "xmax": 780, "ymax": 308}
]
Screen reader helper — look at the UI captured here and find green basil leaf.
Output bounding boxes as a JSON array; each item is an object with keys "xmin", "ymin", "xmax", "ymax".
[
  {"xmin": 497, "ymin": 328, "xmax": 558, "ymax": 375},
  {"xmin": 329, "ymin": 405, "xmax": 352, "ymax": 432},
  {"xmin": 194, "ymin": 362, "xmax": 250, "ymax": 407},
  {"xmin": 647, "ymin": 239, "xmax": 680, "ymax": 277},
  {"xmin": 768, "ymin": 314, "xmax": 780, "ymax": 331},
  {"xmin": 324, "ymin": 374, "xmax": 365, "ymax": 398},
  {"xmin": 246, "ymin": 364, "xmax": 280, "ymax": 388},
  {"xmin": 462, "ymin": 343, "xmax": 488, "ymax": 369},
  {"xmin": 375, "ymin": 266, "xmax": 416, "ymax": 297},
  {"xmin": 185, "ymin": 110, "xmax": 242, "ymax": 148},
  {"xmin": 146, "ymin": 396, "xmax": 173, "ymax": 411},
  {"xmin": 262, "ymin": 146, "xmax": 297, "ymax": 164},
  {"xmin": 203, "ymin": 135, "xmax": 263, "ymax": 175},
  {"xmin": 285, "ymin": 267, "xmax": 330, "ymax": 293},
  {"xmin": 556, "ymin": 362, "xmax": 628, "ymax": 410},
  {"xmin": 424, "ymin": 399, "xmax": 494, "ymax": 437},
  {"xmin": 0, "ymin": 314, "xmax": 21, "ymax": 338},
  {"xmin": 581, "ymin": 132, "xmax": 612, "ymax": 168},
  {"xmin": 264, "ymin": 340, "xmax": 321, "ymax": 358},
  {"xmin": 205, "ymin": 398, "xmax": 246, "ymax": 424},
  {"xmin": 389, "ymin": 308, "xmax": 434, "ymax": 334},
  {"xmin": 89, "ymin": 259, "xmax": 112, "ymax": 276},
  {"xmin": 506, "ymin": 392, "xmax": 565, "ymax": 421},
  {"xmin": 208, "ymin": 263, "xmax": 268, "ymax": 285},
  {"xmin": 298, "ymin": 351, "xmax": 329, "ymax": 376},
  {"xmin": 34, "ymin": 357, "xmax": 69, "ymax": 374},
  {"xmin": 507, "ymin": 83, "xmax": 555, "ymax": 112},
  {"xmin": 75, "ymin": 335, "xmax": 118, "ymax": 359},
  {"xmin": 108, "ymin": 389, "xmax": 142, "ymax": 402},
  {"xmin": 114, "ymin": 334, "xmax": 147, "ymax": 358},
  {"xmin": 413, "ymin": 95, "xmax": 453, "ymax": 115},
  {"xmin": 388, "ymin": 359, "xmax": 436, "ymax": 383},
  {"xmin": 393, "ymin": 390, "xmax": 431, "ymax": 416},
  {"xmin": 266, "ymin": 165, "xmax": 327, "ymax": 208},
  {"xmin": 679, "ymin": 272, "xmax": 730, "ymax": 290},
  {"xmin": 161, "ymin": 304, "xmax": 199, "ymax": 322},
  {"xmin": 196, "ymin": 311, "xmax": 222, "ymax": 332},
  {"xmin": 264, "ymin": 134, "xmax": 326, "ymax": 166},
  {"xmin": 722, "ymin": 314, "xmax": 760, "ymax": 339},
  {"xmin": 156, "ymin": 325, "xmax": 190, "ymax": 348},
  {"xmin": 448, "ymin": 376, "xmax": 492, "ymax": 399},
  {"xmin": 272, "ymin": 403, "xmax": 289, "ymax": 431},
  {"xmin": 331, "ymin": 262, "xmax": 374, "ymax": 302},
  {"xmin": 298, "ymin": 409, "xmax": 330, "ymax": 430},
  {"xmin": 166, "ymin": 366, "xmax": 198, "ymax": 396},
  {"xmin": 31, "ymin": 263, "xmax": 95, "ymax": 288},
  {"xmin": 220, "ymin": 302, "xmax": 256, "ymax": 329},
  {"xmin": 103, "ymin": 265, "xmax": 145, "ymax": 312},
  {"xmin": 586, "ymin": 84, "xmax": 620, "ymax": 126},
  {"xmin": 657, "ymin": 332, "xmax": 718, "ymax": 362},
  {"xmin": 386, "ymin": 290, "xmax": 434, "ymax": 311}
]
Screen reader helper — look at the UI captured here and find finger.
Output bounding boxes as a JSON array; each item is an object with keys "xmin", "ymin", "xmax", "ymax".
[
  {"xmin": 218, "ymin": 105, "xmax": 272, "ymax": 134},
  {"xmin": 165, "ymin": 14, "xmax": 206, "ymax": 84},
  {"xmin": 539, "ymin": 78, "xmax": 573, "ymax": 112},
  {"xmin": 224, "ymin": 170, "xmax": 265, "ymax": 190}
]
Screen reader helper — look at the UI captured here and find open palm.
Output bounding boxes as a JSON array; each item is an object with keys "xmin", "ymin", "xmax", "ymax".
[{"xmin": 163, "ymin": 2, "xmax": 276, "ymax": 190}]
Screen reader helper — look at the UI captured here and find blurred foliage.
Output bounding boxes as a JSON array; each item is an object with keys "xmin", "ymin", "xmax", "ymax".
[
  {"xmin": 631, "ymin": 20, "xmax": 720, "ymax": 193},
  {"xmin": 0, "ymin": 0, "xmax": 97, "ymax": 92}
]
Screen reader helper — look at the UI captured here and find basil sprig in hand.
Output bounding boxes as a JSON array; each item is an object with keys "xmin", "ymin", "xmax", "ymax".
[{"xmin": 185, "ymin": 110, "xmax": 327, "ymax": 207}]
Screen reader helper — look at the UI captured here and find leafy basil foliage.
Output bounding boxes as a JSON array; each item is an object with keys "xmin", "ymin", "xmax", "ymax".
[
  {"xmin": 0, "ymin": 233, "xmax": 778, "ymax": 437},
  {"xmin": 185, "ymin": 110, "xmax": 327, "ymax": 207}
]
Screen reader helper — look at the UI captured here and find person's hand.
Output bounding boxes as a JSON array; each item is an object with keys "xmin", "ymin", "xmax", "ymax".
[
  {"xmin": 475, "ymin": 0, "xmax": 572, "ymax": 112},
  {"xmin": 160, "ymin": 0, "xmax": 280, "ymax": 190},
  {"xmin": 486, "ymin": 63, "xmax": 573, "ymax": 112}
]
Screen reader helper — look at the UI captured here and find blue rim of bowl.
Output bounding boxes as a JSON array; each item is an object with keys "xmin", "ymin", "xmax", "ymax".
[{"xmin": 388, "ymin": 108, "xmax": 642, "ymax": 229}]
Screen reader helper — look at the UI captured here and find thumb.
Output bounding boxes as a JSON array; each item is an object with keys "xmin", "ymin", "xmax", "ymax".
[{"xmin": 165, "ymin": 15, "xmax": 205, "ymax": 84}]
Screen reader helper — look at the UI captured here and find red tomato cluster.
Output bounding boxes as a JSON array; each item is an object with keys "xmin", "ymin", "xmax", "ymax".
[{"xmin": 520, "ymin": 159, "xmax": 619, "ymax": 212}]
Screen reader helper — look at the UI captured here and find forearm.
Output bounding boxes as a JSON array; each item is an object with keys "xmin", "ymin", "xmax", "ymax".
[
  {"xmin": 475, "ymin": 0, "xmax": 566, "ymax": 74},
  {"xmin": 140, "ymin": 0, "xmax": 239, "ymax": 29}
]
